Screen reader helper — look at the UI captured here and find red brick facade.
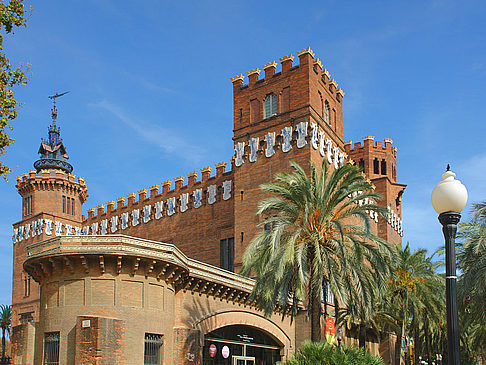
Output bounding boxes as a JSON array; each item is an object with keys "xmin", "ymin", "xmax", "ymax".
[{"xmin": 11, "ymin": 47, "xmax": 405, "ymax": 364}]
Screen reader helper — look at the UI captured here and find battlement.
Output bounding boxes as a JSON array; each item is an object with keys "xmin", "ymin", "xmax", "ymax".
[
  {"xmin": 231, "ymin": 47, "xmax": 344, "ymax": 100},
  {"xmin": 84, "ymin": 161, "xmax": 232, "ymax": 220},
  {"xmin": 344, "ymin": 137, "xmax": 396, "ymax": 157},
  {"xmin": 16, "ymin": 169, "xmax": 88, "ymax": 202}
]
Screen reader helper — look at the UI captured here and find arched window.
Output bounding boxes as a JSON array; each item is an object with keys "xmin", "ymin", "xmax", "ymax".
[
  {"xmin": 264, "ymin": 93, "xmax": 277, "ymax": 119},
  {"xmin": 373, "ymin": 158, "xmax": 380, "ymax": 174},
  {"xmin": 359, "ymin": 159, "xmax": 365, "ymax": 172},
  {"xmin": 318, "ymin": 91, "xmax": 324, "ymax": 116},
  {"xmin": 324, "ymin": 101, "xmax": 330, "ymax": 124},
  {"xmin": 381, "ymin": 159, "xmax": 387, "ymax": 175}
]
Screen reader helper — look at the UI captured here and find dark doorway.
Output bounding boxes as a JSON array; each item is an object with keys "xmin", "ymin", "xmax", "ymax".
[{"xmin": 202, "ymin": 325, "xmax": 281, "ymax": 365}]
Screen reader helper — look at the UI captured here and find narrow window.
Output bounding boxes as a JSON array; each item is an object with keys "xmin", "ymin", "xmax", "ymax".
[
  {"xmin": 144, "ymin": 333, "xmax": 163, "ymax": 365},
  {"xmin": 27, "ymin": 276, "xmax": 30, "ymax": 296},
  {"xmin": 220, "ymin": 239, "xmax": 228, "ymax": 270},
  {"xmin": 324, "ymin": 101, "xmax": 330, "ymax": 124},
  {"xmin": 67, "ymin": 197, "xmax": 70, "ymax": 215},
  {"xmin": 264, "ymin": 93, "xmax": 277, "ymax": 119},
  {"xmin": 24, "ymin": 277, "xmax": 28, "ymax": 297},
  {"xmin": 318, "ymin": 91, "xmax": 324, "ymax": 117},
  {"xmin": 71, "ymin": 198, "xmax": 75, "ymax": 215},
  {"xmin": 381, "ymin": 160, "xmax": 387, "ymax": 175},
  {"xmin": 359, "ymin": 159, "xmax": 365, "ymax": 172},
  {"xmin": 29, "ymin": 196, "xmax": 32, "ymax": 214},
  {"xmin": 44, "ymin": 332, "xmax": 60, "ymax": 365},
  {"xmin": 239, "ymin": 108, "xmax": 243, "ymax": 122},
  {"xmin": 373, "ymin": 159, "xmax": 379, "ymax": 174},
  {"xmin": 62, "ymin": 196, "xmax": 66, "ymax": 214},
  {"xmin": 228, "ymin": 237, "xmax": 235, "ymax": 272}
]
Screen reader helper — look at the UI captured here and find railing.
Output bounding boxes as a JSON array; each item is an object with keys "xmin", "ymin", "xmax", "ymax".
[
  {"xmin": 144, "ymin": 334, "xmax": 163, "ymax": 365},
  {"xmin": 34, "ymin": 159, "xmax": 73, "ymax": 173}
]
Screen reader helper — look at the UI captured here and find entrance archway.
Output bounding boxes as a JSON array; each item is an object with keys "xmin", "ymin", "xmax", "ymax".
[{"xmin": 202, "ymin": 325, "xmax": 281, "ymax": 364}]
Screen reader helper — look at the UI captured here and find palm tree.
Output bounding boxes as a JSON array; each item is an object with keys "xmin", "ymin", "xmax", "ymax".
[
  {"xmin": 385, "ymin": 243, "xmax": 440, "ymax": 365},
  {"xmin": 456, "ymin": 202, "xmax": 486, "ymax": 361},
  {"xmin": 0, "ymin": 304, "xmax": 11, "ymax": 361},
  {"xmin": 241, "ymin": 159, "xmax": 394, "ymax": 342}
]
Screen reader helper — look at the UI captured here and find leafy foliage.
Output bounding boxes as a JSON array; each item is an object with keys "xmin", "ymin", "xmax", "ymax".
[
  {"xmin": 382, "ymin": 243, "xmax": 444, "ymax": 365},
  {"xmin": 241, "ymin": 159, "xmax": 394, "ymax": 341},
  {"xmin": 0, "ymin": 304, "xmax": 11, "ymax": 359},
  {"xmin": 456, "ymin": 202, "xmax": 486, "ymax": 361},
  {"xmin": 0, "ymin": 0, "xmax": 29, "ymax": 180},
  {"xmin": 278, "ymin": 341, "xmax": 386, "ymax": 365}
]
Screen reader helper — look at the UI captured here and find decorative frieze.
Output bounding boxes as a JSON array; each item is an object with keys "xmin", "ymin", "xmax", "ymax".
[
  {"xmin": 12, "ymin": 178, "xmax": 235, "ymax": 243},
  {"xmin": 234, "ymin": 121, "xmax": 347, "ymax": 168}
]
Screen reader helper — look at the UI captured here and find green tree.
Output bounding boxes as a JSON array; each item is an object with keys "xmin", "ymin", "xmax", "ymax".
[
  {"xmin": 0, "ymin": 0, "xmax": 29, "ymax": 180},
  {"xmin": 384, "ymin": 243, "xmax": 441, "ymax": 365},
  {"xmin": 278, "ymin": 340, "xmax": 386, "ymax": 365},
  {"xmin": 0, "ymin": 304, "xmax": 11, "ymax": 360},
  {"xmin": 241, "ymin": 160, "xmax": 394, "ymax": 342},
  {"xmin": 456, "ymin": 202, "xmax": 486, "ymax": 361}
]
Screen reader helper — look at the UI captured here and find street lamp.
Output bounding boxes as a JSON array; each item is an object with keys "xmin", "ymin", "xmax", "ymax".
[{"xmin": 431, "ymin": 165, "xmax": 468, "ymax": 365}]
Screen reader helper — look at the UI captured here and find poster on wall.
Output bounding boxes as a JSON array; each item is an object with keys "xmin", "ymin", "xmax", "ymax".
[
  {"xmin": 222, "ymin": 345, "xmax": 230, "ymax": 359},
  {"xmin": 209, "ymin": 344, "xmax": 217, "ymax": 358}
]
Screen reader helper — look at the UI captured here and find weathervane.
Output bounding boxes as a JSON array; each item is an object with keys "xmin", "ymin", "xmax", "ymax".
[{"xmin": 48, "ymin": 91, "xmax": 69, "ymax": 126}]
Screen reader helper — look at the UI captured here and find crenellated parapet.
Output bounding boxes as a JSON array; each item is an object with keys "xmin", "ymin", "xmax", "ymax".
[
  {"xmin": 344, "ymin": 136, "xmax": 395, "ymax": 156},
  {"xmin": 231, "ymin": 47, "xmax": 345, "ymax": 102},
  {"xmin": 79, "ymin": 161, "xmax": 233, "ymax": 236},
  {"xmin": 16, "ymin": 169, "xmax": 88, "ymax": 200},
  {"xmin": 344, "ymin": 136, "xmax": 398, "ymax": 182}
]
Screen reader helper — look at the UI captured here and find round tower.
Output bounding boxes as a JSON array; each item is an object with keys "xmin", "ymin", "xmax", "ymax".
[{"xmin": 12, "ymin": 99, "xmax": 88, "ymax": 327}]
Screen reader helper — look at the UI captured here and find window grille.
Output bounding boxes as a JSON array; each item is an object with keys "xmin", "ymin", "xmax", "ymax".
[
  {"xmin": 44, "ymin": 332, "xmax": 60, "ymax": 365},
  {"xmin": 144, "ymin": 333, "xmax": 163, "ymax": 365},
  {"xmin": 264, "ymin": 94, "xmax": 277, "ymax": 119}
]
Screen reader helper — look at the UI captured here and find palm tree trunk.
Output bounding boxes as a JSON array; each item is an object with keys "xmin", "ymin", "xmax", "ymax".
[
  {"xmin": 395, "ymin": 298, "xmax": 406, "ymax": 365},
  {"xmin": 414, "ymin": 326, "xmax": 419, "ymax": 365},
  {"xmin": 310, "ymin": 285, "xmax": 322, "ymax": 342},
  {"xmin": 1, "ymin": 327, "xmax": 5, "ymax": 359},
  {"xmin": 425, "ymin": 325, "xmax": 432, "ymax": 365},
  {"xmin": 359, "ymin": 323, "xmax": 367, "ymax": 348}
]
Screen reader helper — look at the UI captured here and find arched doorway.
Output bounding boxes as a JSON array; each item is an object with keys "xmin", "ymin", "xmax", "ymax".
[{"xmin": 202, "ymin": 325, "xmax": 282, "ymax": 364}]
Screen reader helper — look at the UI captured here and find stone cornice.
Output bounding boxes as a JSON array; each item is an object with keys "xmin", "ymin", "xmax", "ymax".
[{"xmin": 25, "ymin": 235, "xmax": 254, "ymax": 292}]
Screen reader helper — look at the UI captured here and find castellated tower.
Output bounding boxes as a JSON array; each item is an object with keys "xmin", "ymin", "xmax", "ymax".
[
  {"xmin": 232, "ymin": 48, "xmax": 346, "ymax": 274},
  {"xmin": 344, "ymin": 137, "xmax": 405, "ymax": 245},
  {"xmin": 231, "ymin": 47, "xmax": 405, "ymax": 273},
  {"xmin": 12, "ymin": 104, "xmax": 88, "ymax": 326}
]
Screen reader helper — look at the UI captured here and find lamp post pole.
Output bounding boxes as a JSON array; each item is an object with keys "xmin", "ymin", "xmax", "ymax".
[
  {"xmin": 438, "ymin": 212, "xmax": 461, "ymax": 365},
  {"xmin": 431, "ymin": 166, "xmax": 467, "ymax": 365}
]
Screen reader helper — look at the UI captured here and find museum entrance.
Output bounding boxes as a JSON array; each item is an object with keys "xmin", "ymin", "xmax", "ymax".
[{"xmin": 202, "ymin": 325, "xmax": 282, "ymax": 365}]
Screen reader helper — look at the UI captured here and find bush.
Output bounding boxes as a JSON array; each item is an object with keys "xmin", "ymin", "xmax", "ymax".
[{"xmin": 278, "ymin": 340, "xmax": 386, "ymax": 365}]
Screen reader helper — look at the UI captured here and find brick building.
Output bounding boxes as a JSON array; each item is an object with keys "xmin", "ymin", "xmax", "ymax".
[{"xmin": 10, "ymin": 47, "xmax": 405, "ymax": 364}]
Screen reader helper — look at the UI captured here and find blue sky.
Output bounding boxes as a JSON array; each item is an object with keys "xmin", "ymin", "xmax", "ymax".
[{"xmin": 0, "ymin": 0, "xmax": 485, "ymax": 304}]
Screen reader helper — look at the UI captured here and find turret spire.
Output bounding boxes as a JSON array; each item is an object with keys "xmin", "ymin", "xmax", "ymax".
[{"xmin": 33, "ymin": 92, "xmax": 73, "ymax": 173}]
